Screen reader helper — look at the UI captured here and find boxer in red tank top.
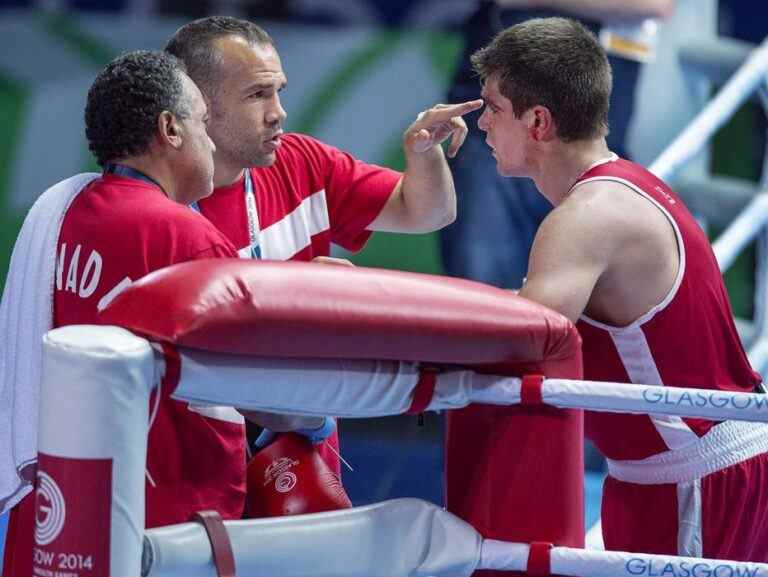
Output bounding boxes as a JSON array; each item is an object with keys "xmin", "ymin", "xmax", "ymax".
[{"xmin": 459, "ymin": 16, "xmax": 768, "ymax": 561}]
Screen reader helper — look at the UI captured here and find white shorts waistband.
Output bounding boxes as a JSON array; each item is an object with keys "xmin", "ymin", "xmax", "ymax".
[{"xmin": 606, "ymin": 420, "xmax": 768, "ymax": 484}]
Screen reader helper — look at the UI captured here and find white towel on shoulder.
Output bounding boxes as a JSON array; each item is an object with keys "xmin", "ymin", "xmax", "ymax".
[{"xmin": 0, "ymin": 173, "xmax": 99, "ymax": 515}]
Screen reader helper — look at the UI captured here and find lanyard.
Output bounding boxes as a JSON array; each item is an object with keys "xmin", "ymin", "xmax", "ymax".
[
  {"xmin": 189, "ymin": 170, "xmax": 262, "ymax": 259},
  {"xmin": 242, "ymin": 169, "xmax": 262, "ymax": 259},
  {"xmin": 104, "ymin": 164, "xmax": 163, "ymax": 190}
]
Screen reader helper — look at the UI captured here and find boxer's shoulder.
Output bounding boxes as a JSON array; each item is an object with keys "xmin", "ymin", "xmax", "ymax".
[{"xmin": 558, "ymin": 178, "xmax": 666, "ymax": 244}]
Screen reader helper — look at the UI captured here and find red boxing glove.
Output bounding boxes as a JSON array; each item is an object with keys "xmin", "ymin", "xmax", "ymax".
[{"xmin": 246, "ymin": 432, "xmax": 352, "ymax": 518}]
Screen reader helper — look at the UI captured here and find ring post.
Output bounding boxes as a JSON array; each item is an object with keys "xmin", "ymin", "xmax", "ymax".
[{"xmin": 35, "ymin": 325, "xmax": 156, "ymax": 577}]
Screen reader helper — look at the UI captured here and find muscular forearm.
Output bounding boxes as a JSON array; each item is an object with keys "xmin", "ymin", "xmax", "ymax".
[
  {"xmin": 368, "ymin": 146, "xmax": 456, "ymax": 234},
  {"xmin": 397, "ymin": 146, "xmax": 457, "ymax": 232},
  {"xmin": 498, "ymin": 0, "xmax": 674, "ymax": 21},
  {"xmin": 369, "ymin": 99, "xmax": 480, "ymax": 233}
]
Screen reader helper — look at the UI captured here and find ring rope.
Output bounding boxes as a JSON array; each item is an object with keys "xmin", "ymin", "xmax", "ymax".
[
  {"xmin": 497, "ymin": 375, "xmax": 768, "ymax": 423},
  {"xmin": 480, "ymin": 539, "xmax": 767, "ymax": 577}
]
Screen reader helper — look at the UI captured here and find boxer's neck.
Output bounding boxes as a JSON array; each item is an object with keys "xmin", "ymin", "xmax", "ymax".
[{"xmin": 533, "ymin": 138, "xmax": 611, "ymax": 206}]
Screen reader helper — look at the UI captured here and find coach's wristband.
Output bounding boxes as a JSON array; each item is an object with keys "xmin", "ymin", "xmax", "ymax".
[
  {"xmin": 253, "ymin": 428, "xmax": 277, "ymax": 449},
  {"xmin": 296, "ymin": 416, "xmax": 337, "ymax": 445}
]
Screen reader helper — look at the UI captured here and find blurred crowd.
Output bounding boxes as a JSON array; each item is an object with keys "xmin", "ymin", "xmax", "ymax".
[{"xmin": 0, "ymin": 0, "xmax": 764, "ymax": 40}]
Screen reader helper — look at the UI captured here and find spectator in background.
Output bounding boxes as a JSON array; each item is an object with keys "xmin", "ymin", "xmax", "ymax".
[
  {"xmin": 1, "ymin": 50, "xmax": 240, "ymax": 577},
  {"xmin": 440, "ymin": 0, "xmax": 674, "ymax": 289},
  {"xmin": 718, "ymin": 0, "xmax": 767, "ymax": 182}
]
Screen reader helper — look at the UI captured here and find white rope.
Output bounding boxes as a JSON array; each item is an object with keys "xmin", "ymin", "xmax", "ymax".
[
  {"xmin": 539, "ymin": 378, "xmax": 768, "ymax": 422},
  {"xmin": 479, "ymin": 540, "xmax": 768, "ymax": 577},
  {"xmin": 466, "ymin": 375, "xmax": 768, "ymax": 423}
]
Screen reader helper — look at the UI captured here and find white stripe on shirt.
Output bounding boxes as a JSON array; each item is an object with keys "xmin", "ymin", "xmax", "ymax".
[
  {"xmin": 260, "ymin": 189, "xmax": 330, "ymax": 260},
  {"xmin": 610, "ymin": 326, "xmax": 699, "ymax": 449}
]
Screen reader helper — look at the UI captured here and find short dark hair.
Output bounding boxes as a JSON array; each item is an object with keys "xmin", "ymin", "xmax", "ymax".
[
  {"xmin": 85, "ymin": 50, "xmax": 191, "ymax": 167},
  {"xmin": 471, "ymin": 17, "xmax": 611, "ymax": 142},
  {"xmin": 165, "ymin": 16, "xmax": 274, "ymax": 96}
]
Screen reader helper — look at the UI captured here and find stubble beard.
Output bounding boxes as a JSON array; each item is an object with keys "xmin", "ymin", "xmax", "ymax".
[
  {"xmin": 210, "ymin": 111, "xmax": 275, "ymax": 172},
  {"xmin": 221, "ymin": 124, "xmax": 275, "ymax": 169},
  {"xmin": 213, "ymin": 137, "xmax": 271, "ymax": 173}
]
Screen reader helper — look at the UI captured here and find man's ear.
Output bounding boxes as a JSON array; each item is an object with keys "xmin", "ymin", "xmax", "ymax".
[
  {"xmin": 157, "ymin": 110, "xmax": 183, "ymax": 150},
  {"xmin": 529, "ymin": 105, "xmax": 556, "ymax": 142}
]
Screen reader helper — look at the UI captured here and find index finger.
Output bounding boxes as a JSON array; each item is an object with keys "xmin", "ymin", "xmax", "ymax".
[{"xmin": 428, "ymin": 99, "xmax": 484, "ymax": 121}]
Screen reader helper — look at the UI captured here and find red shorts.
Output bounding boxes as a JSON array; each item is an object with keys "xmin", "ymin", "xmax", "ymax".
[{"xmin": 602, "ymin": 451, "xmax": 768, "ymax": 561}]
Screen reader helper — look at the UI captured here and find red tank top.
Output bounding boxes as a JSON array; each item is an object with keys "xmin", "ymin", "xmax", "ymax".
[{"xmin": 575, "ymin": 157, "xmax": 761, "ymax": 460}]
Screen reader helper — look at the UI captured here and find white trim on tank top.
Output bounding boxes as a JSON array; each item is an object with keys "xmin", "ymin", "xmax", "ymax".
[
  {"xmin": 571, "ymin": 164, "xmax": 687, "ymax": 332},
  {"xmin": 570, "ymin": 166, "xmax": 698, "ymax": 450}
]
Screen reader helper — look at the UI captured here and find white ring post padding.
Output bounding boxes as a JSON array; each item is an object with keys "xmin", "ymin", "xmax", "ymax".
[
  {"xmin": 479, "ymin": 539, "xmax": 768, "ymax": 577},
  {"xmin": 541, "ymin": 378, "xmax": 768, "ymax": 422},
  {"xmin": 173, "ymin": 348, "xmax": 420, "ymax": 416},
  {"xmin": 174, "ymin": 348, "xmax": 520, "ymax": 417},
  {"xmin": 142, "ymin": 498, "xmax": 482, "ymax": 577},
  {"xmin": 39, "ymin": 325, "xmax": 157, "ymax": 577}
]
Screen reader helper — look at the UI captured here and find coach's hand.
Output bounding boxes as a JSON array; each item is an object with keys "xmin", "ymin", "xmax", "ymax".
[
  {"xmin": 238, "ymin": 410, "xmax": 325, "ymax": 432},
  {"xmin": 311, "ymin": 255, "xmax": 355, "ymax": 267},
  {"xmin": 253, "ymin": 416, "xmax": 337, "ymax": 449},
  {"xmin": 404, "ymin": 99, "xmax": 483, "ymax": 158}
]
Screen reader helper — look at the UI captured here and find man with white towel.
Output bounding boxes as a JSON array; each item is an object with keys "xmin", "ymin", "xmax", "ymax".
[{"xmin": 0, "ymin": 49, "xmax": 247, "ymax": 577}]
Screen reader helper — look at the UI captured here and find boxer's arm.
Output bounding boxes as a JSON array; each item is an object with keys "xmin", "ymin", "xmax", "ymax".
[
  {"xmin": 518, "ymin": 193, "xmax": 615, "ymax": 324},
  {"xmin": 368, "ymin": 99, "xmax": 483, "ymax": 234}
]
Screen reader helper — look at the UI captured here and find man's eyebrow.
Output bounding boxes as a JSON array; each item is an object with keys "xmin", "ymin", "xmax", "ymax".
[{"xmin": 242, "ymin": 78, "xmax": 287, "ymax": 93}]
